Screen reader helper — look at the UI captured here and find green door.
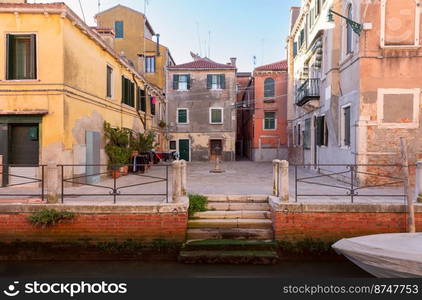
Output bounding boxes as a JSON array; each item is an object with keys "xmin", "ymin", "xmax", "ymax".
[{"xmin": 179, "ymin": 139, "xmax": 190, "ymax": 161}]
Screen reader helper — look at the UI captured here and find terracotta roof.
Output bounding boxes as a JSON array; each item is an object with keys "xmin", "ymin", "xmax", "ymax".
[
  {"xmin": 0, "ymin": 2, "xmax": 65, "ymax": 9},
  {"xmin": 255, "ymin": 60, "xmax": 288, "ymax": 71},
  {"xmin": 168, "ymin": 57, "xmax": 235, "ymax": 70}
]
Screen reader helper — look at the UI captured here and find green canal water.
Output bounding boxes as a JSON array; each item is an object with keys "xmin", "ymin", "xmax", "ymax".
[{"xmin": 0, "ymin": 260, "xmax": 371, "ymax": 278}]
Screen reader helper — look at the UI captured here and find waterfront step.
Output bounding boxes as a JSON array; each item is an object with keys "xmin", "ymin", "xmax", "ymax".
[
  {"xmin": 188, "ymin": 219, "xmax": 272, "ymax": 229},
  {"xmin": 206, "ymin": 202, "xmax": 270, "ymax": 211},
  {"xmin": 178, "ymin": 250, "xmax": 279, "ymax": 264},
  {"xmin": 193, "ymin": 210, "xmax": 271, "ymax": 219},
  {"xmin": 183, "ymin": 239, "xmax": 277, "ymax": 251},
  {"xmin": 187, "ymin": 228, "xmax": 274, "ymax": 240},
  {"xmin": 204, "ymin": 195, "xmax": 268, "ymax": 203}
]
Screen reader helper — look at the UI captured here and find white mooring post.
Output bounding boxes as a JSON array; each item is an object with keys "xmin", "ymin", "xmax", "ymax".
[
  {"xmin": 272, "ymin": 159, "xmax": 281, "ymax": 197},
  {"xmin": 172, "ymin": 160, "xmax": 182, "ymax": 202},
  {"xmin": 280, "ymin": 160, "xmax": 290, "ymax": 202},
  {"xmin": 180, "ymin": 160, "xmax": 187, "ymax": 196},
  {"xmin": 46, "ymin": 164, "xmax": 59, "ymax": 204},
  {"xmin": 400, "ymin": 137, "xmax": 415, "ymax": 233}
]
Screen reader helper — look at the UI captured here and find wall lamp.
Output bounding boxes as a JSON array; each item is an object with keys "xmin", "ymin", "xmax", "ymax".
[{"xmin": 327, "ymin": 8, "xmax": 363, "ymax": 36}]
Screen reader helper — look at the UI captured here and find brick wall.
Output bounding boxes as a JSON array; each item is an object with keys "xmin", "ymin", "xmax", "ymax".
[
  {"xmin": 0, "ymin": 203, "xmax": 189, "ymax": 243},
  {"xmin": 270, "ymin": 201, "xmax": 422, "ymax": 242}
]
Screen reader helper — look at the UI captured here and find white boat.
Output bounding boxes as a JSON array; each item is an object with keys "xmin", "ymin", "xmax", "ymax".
[{"xmin": 332, "ymin": 233, "xmax": 422, "ymax": 278}]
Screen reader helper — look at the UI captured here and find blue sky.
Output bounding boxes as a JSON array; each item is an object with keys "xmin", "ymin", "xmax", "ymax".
[{"xmin": 38, "ymin": 0, "xmax": 301, "ymax": 71}]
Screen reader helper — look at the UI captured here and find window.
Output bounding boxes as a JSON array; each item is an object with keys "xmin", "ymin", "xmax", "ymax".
[
  {"xmin": 177, "ymin": 108, "xmax": 188, "ymax": 124},
  {"xmin": 207, "ymin": 74, "xmax": 225, "ymax": 90},
  {"xmin": 138, "ymin": 88, "xmax": 146, "ymax": 112},
  {"xmin": 106, "ymin": 66, "xmax": 113, "ymax": 98},
  {"xmin": 121, "ymin": 76, "xmax": 134, "ymax": 107},
  {"xmin": 173, "ymin": 74, "xmax": 190, "ymax": 90},
  {"xmin": 297, "ymin": 124, "xmax": 301, "ymax": 146},
  {"xmin": 210, "ymin": 108, "xmax": 223, "ymax": 124},
  {"xmin": 293, "ymin": 41, "xmax": 298, "ymax": 58},
  {"xmin": 264, "ymin": 78, "xmax": 275, "ymax": 98},
  {"xmin": 341, "ymin": 106, "xmax": 351, "ymax": 147},
  {"xmin": 150, "ymin": 95, "xmax": 156, "ymax": 115},
  {"xmin": 169, "ymin": 141, "xmax": 177, "ymax": 150},
  {"xmin": 145, "ymin": 56, "xmax": 156, "ymax": 73},
  {"xmin": 6, "ymin": 34, "xmax": 37, "ymax": 80},
  {"xmin": 304, "ymin": 118, "xmax": 311, "ymax": 149},
  {"xmin": 316, "ymin": 115, "xmax": 328, "ymax": 147},
  {"xmin": 264, "ymin": 112, "xmax": 276, "ymax": 130},
  {"xmin": 115, "ymin": 21, "xmax": 124, "ymax": 38},
  {"xmin": 346, "ymin": 4, "xmax": 353, "ymax": 53}
]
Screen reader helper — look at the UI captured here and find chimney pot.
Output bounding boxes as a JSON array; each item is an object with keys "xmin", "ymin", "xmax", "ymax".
[{"xmin": 230, "ymin": 57, "xmax": 237, "ymax": 67}]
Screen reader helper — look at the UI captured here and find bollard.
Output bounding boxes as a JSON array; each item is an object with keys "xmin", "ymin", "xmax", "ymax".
[
  {"xmin": 280, "ymin": 160, "xmax": 289, "ymax": 202},
  {"xmin": 172, "ymin": 160, "xmax": 182, "ymax": 202},
  {"xmin": 272, "ymin": 159, "xmax": 281, "ymax": 197},
  {"xmin": 180, "ymin": 160, "xmax": 187, "ymax": 196},
  {"xmin": 46, "ymin": 164, "xmax": 59, "ymax": 203},
  {"xmin": 415, "ymin": 160, "xmax": 422, "ymax": 202}
]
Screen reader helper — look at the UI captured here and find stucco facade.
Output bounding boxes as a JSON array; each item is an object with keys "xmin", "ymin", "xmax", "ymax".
[
  {"xmin": 0, "ymin": 3, "xmax": 164, "ymax": 183},
  {"xmin": 166, "ymin": 56, "xmax": 237, "ymax": 161},
  {"xmin": 287, "ymin": 0, "xmax": 422, "ymax": 179}
]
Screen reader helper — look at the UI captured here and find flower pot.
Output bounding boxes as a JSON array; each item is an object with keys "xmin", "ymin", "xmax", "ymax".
[
  {"xmin": 109, "ymin": 169, "xmax": 121, "ymax": 179},
  {"xmin": 120, "ymin": 165, "xmax": 129, "ymax": 176}
]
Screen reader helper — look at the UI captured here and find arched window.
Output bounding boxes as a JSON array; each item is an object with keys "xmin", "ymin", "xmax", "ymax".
[
  {"xmin": 346, "ymin": 4, "xmax": 353, "ymax": 53},
  {"xmin": 264, "ymin": 78, "xmax": 275, "ymax": 98}
]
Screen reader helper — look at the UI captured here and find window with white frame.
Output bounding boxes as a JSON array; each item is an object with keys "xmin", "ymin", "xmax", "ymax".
[
  {"xmin": 341, "ymin": 105, "xmax": 351, "ymax": 147},
  {"xmin": 177, "ymin": 108, "xmax": 188, "ymax": 124},
  {"xmin": 145, "ymin": 56, "xmax": 156, "ymax": 73},
  {"xmin": 210, "ymin": 108, "xmax": 223, "ymax": 124},
  {"xmin": 377, "ymin": 88, "xmax": 420, "ymax": 128},
  {"xmin": 263, "ymin": 112, "xmax": 276, "ymax": 130},
  {"xmin": 207, "ymin": 74, "xmax": 225, "ymax": 90},
  {"xmin": 173, "ymin": 74, "xmax": 190, "ymax": 90}
]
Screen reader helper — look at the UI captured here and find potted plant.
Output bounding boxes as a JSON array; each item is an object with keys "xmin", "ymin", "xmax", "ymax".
[
  {"xmin": 131, "ymin": 131, "xmax": 158, "ymax": 168},
  {"xmin": 158, "ymin": 120, "xmax": 167, "ymax": 128},
  {"xmin": 104, "ymin": 122, "xmax": 131, "ymax": 177}
]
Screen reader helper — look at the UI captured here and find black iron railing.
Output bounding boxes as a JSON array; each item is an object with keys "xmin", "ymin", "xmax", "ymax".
[
  {"xmin": 59, "ymin": 164, "xmax": 169, "ymax": 204},
  {"xmin": 295, "ymin": 78, "xmax": 320, "ymax": 106},
  {"xmin": 293, "ymin": 164, "xmax": 407, "ymax": 203},
  {"xmin": 0, "ymin": 164, "xmax": 45, "ymax": 201}
]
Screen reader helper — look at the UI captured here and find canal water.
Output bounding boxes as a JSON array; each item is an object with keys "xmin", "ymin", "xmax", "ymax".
[{"xmin": 0, "ymin": 260, "xmax": 371, "ymax": 278}]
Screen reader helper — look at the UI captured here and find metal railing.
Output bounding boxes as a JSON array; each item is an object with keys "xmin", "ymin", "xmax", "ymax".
[
  {"xmin": 0, "ymin": 164, "xmax": 45, "ymax": 201},
  {"xmin": 295, "ymin": 78, "xmax": 320, "ymax": 106},
  {"xmin": 293, "ymin": 164, "xmax": 407, "ymax": 203},
  {"xmin": 59, "ymin": 164, "xmax": 169, "ymax": 204}
]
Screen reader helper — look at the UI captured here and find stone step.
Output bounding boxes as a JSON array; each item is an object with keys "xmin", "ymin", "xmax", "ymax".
[
  {"xmin": 178, "ymin": 250, "xmax": 279, "ymax": 264},
  {"xmin": 206, "ymin": 202, "xmax": 270, "ymax": 211},
  {"xmin": 183, "ymin": 239, "xmax": 277, "ymax": 251},
  {"xmin": 187, "ymin": 228, "xmax": 274, "ymax": 240},
  {"xmin": 188, "ymin": 219, "xmax": 272, "ymax": 229},
  {"xmin": 204, "ymin": 195, "xmax": 268, "ymax": 203},
  {"xmin": 192, "ymin": 210, "xmax": 271, "ymax": 219}
]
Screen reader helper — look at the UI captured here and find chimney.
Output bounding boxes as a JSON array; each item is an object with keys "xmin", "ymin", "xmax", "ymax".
[
  {"xmin": 155, "ymin": 33, "xmax": 161, "ymax": 56},
  {"xmin": 230, "ymin": 57, "xmax": 237, "ymax": 67},
  {"xmin": 92, "ymin": 27, "xmax": 115, "ymax": 49}
]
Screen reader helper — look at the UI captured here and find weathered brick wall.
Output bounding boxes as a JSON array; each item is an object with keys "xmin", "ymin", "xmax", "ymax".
[
  {"xmin": 0, "ymin": 212, "xmax": 188, "ymax": 243},
  {"xmin": 0, "ymin": 203, "xmax": 189, "ymax": 243},
  {"xmin": 270, "ymin": 201, "xmax": 422, "ymax": 242}
]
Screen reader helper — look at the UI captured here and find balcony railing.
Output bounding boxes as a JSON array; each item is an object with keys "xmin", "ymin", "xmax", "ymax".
[{"xmin": 295, "ymin": 78, "xmax": 320, "ymax": 106}]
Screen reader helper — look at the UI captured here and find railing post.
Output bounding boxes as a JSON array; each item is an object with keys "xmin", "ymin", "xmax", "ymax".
[
  {"xmin": 172, "ymin": 160, "xmax": 182, "ymax": 203},
  {"xmin": 415, "ymin": 160, "xmax": 422, "ymax": 202},
  {"xmin": 180, "ymin": 160, "xmax": 187, "ymax": 196},
  {"xmin": 272, "ymin": 159, "xmax": 280, "ymax": 197},
  {"xmin": 46, "ymin": 164, "xmax": 59, "ymax": 204},
  {"xmin": 280, "ymin": 160, "xmax": 290, "ymax": 202}
]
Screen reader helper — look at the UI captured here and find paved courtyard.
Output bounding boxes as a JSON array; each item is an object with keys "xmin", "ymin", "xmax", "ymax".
[{"xmin": 0, "ymin": 161, "xmax": 407, "ymax": 205}]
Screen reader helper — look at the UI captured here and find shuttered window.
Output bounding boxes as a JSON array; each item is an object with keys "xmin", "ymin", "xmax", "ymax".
[
  {"xmin": 115, "ymin": 21, "xmax": 124, "ymax": 38},
  {"xmin": 6, "ymin": 34, "xmax": 37, "ymax": 80},
  {"xmin": 207, "ymin": 74, "xmax": 225, "ymax": 90},
  {"xmin": 210, "ymin": 108, "xmax": 223, "ymax": 124},
  {"xmin": 121, "ymin": 76, "xmax": 134, "ymax": 107},
  {"xmin": 173, "ymin": 74, "xmax": 190, "ymax": 90},
  {"xmin": 343, "ymin": 106, "xmax": 351, "ymax": 146},
  {"xmin": 264, "ymin": 112, "xmax": 276, "ymax": 130},
  {"xmin": 177, "ymin": 109, "xmax": 188, "ymax": 124},
  {"xmin": 304, "ymin": 118, "xmax": 311, "ymax": 149},
  {"xmin": 264, "ymin": 78, "xmax": 275, "ymax": 98},
  {"xmin": 138, "ymin": 88, "xmax": 146, "ymax": 112},
  {"xmin": 316, "ymin": 116, "xmax": 328, "ymax": 147}
]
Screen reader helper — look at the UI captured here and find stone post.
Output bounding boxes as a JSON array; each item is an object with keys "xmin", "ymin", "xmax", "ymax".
[
  {"xmin": 180, "ymin": 160, "xmax": 187, "ymax": 196},
  {"xmin": 46, "ymin": 164, "xmax": 59, "ymax": 203},
  {"xmin": 172, "ymin": 160, "xmax": 182, "ymax": 202},
  {"xmin": 280, "ymin": 160, "xmax": 289, "ymax": 202},
  {"xmin": 272, "ymin": 159, "xmax": 280, "ymax": 196},
  {"xmin": 415, "ymin": 160, "xmax": 422, "ymax": 202},
  {"xmin": 0, "ymin": 155, "xmax": 3, "ymax": 187}
]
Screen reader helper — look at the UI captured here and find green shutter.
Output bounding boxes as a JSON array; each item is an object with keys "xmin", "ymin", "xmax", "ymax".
[
  {"xmin": 30, "ymin": 34, "xmax": 36, "ymax": 79},
  {"xmin": 207, "ymin": 75, "xmax": 212, "ymax": 89},
  {"xmin": 173, "ymin": 74, "xmax": 179, "ymax": 90},
  {"xmin": 6, "ymin": 34, "xmax": 12, "ymax": 80},
  {"xmin": 187, "ymin": 75, "xmax": 191, "ymax": 90},
  {"xmin": 220, "ymin": 74, "xmax": 226, "ymax": 89},
  {"xmin": 178, "ymin": 109, "xmax": 187, "ymax": 123},
  {"xmin": 121, "ymin": 76, "xmax": 125, "ymax": 103}
]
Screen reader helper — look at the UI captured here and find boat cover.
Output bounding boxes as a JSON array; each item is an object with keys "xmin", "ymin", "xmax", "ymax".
[{"xmin": 332, "ymin": 233, "xmax": 422, "ymax": 278}]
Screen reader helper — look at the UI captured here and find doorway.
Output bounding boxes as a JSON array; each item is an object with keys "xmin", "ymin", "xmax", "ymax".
[
  {"xmin": 210, "ymin": 139, "xmax": 223, "ymax": 161},
  {"xmin": 179, "ymin": 139, "xmax": 190, "ymax": 161}
]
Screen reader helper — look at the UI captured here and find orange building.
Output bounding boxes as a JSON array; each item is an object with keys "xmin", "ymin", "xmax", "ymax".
[{"xmin": 250, "ymin": 61, "xmax": 288, "ymax": 161}]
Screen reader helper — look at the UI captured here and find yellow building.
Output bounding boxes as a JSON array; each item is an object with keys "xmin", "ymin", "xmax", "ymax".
[
  {"xmin": 95, "ymin": 4, "xmax": 175, "ymax": 150},
  {"xmin": 0, "ymin": 2, "xmax": 164, "ymax": 184}
]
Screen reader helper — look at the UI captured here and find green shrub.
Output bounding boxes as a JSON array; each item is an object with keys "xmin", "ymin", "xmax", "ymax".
[
  {"xmin": 28, "ymin": 209, "xmax": 75, "ymax": 227},
  {"xmin": 188, "ymin": 194, "xmax": 208, "ymax": 217}
]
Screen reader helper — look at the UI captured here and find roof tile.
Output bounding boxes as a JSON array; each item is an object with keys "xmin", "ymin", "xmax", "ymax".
[
  {"xmin": 255, "ymin": 60, "xmax": 288, "ymax": 71},
  {"xmin": 169, "ymin": 57, "xmax": 235, "ymax": 70}
]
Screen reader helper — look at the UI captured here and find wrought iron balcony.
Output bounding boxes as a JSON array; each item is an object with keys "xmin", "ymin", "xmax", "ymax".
[{"xmin": 295, "ymin": 78, "xmax": 320, "ymax": 106}]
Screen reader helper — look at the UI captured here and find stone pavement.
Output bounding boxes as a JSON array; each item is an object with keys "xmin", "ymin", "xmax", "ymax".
[{"xmin": 0, "ymin": 161, "xmax": 407, "ymax": 205}]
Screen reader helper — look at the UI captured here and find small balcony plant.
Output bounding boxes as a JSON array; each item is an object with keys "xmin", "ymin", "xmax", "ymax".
[{"xmin": 158, "ymin": 120, "xmax": 167, "ymax": 128}]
